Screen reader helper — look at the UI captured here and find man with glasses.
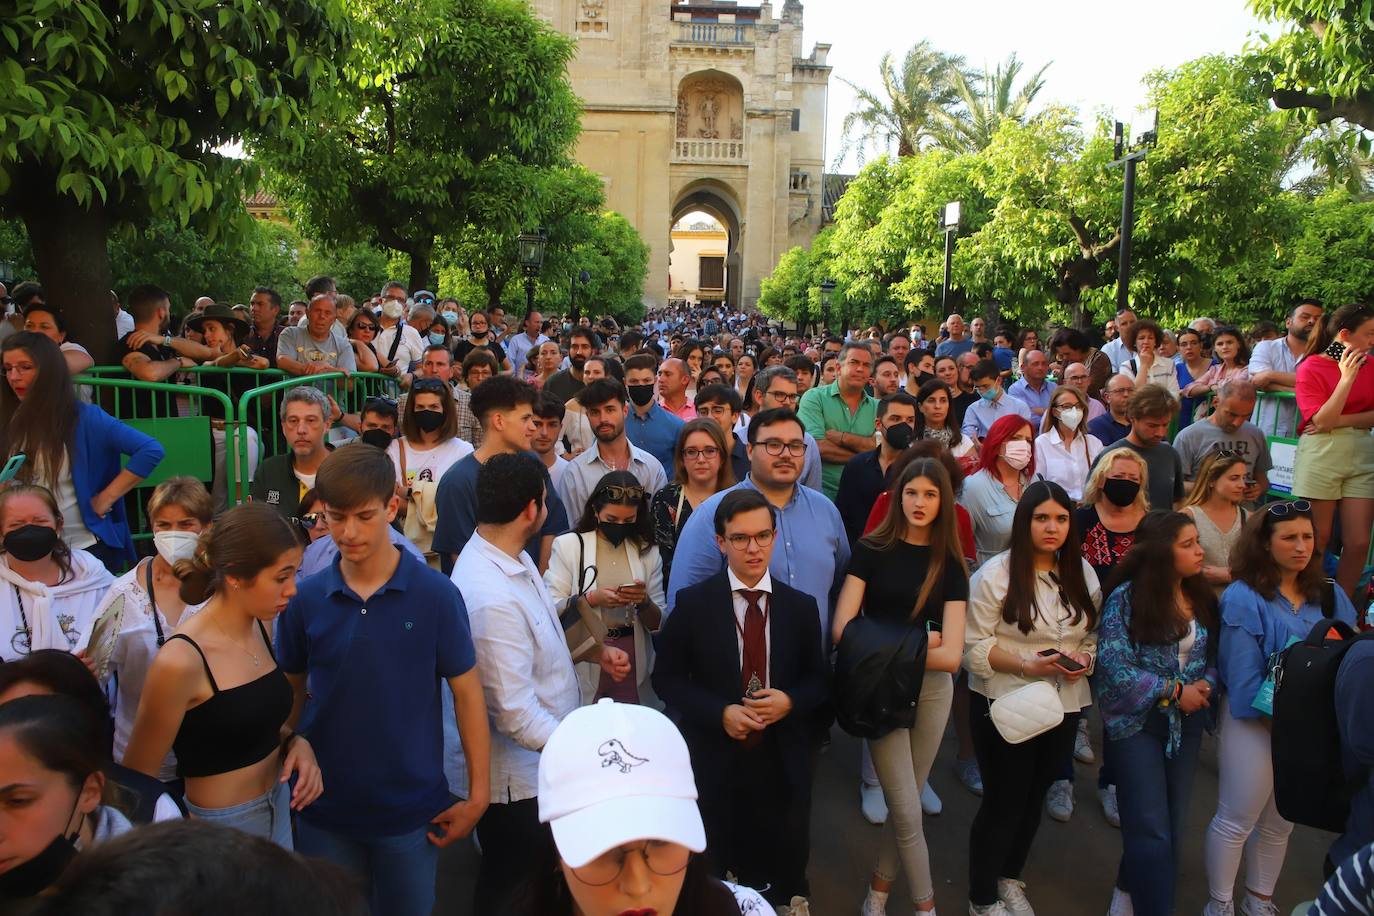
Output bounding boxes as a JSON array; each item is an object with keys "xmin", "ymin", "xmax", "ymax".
[
  {"xmin": 746, "ymin": 366, "xmax": 823, "ymax": 492},
  {"xmin": 1173, "ymin": 379, "xmax": 1271, "ymax": 496},
  {"xmin": 653, "ymin": 487, "xmax": 828, "ymax": 915},
  {"xmin": 961, "ymin": 359, "xmax": 1032, "ymax": 441},
  {"xmin": 374, "ymin": 282, "xmax": 425, "ymax": 374},
  {"xmin": 1061, "ymin": 362, "xmax": 1106, "ymax": 421},
  {"xmin": 1088, "ymin": 373, "xmax": 1137, "ymax": 446},
  {"xmin": 695, "ymin": 384, "xmax": 750, "ymax": 481},
  {"xmin": 666, "ymin": 408, "xmax": 849, "ymax": 637},
  {"xmin": 556, "ymin": 378, "xmax": 667, "ymax": 522},
  {"xmin": 797, "ymin": 341, "xmax": 879, "ymax": 499}
]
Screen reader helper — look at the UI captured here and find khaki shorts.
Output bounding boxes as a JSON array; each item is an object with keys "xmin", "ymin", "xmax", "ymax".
[{"xmin": 1293, "ymin": 427, "xmax": 1374, "ymax": 500}]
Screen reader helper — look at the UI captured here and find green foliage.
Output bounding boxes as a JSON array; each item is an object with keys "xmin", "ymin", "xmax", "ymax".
[
  {"xmin": 1250, "ymin": 0, "xmax": 1374, "ymax": 136},
  {"xmin": 836, "ymin": 43, "xmax": 970, "ymax": 163},
  {"xmin": 297, "ymin": 240, "xmax": 392, "ymax": 304},
  {"xmin": 255, "ymin": 0, "xmax": 582, "ymax": 287},
  {"xmin": 932, "ymin": 54, "xmax": 1051, "ymax": 154},
  {"xmin": 559, "ymin": 211, "xmax": 651, "ymax": 324},
  {"xmin": 0, "ymin": 0, "xmax": 348, "ymax": 231}
]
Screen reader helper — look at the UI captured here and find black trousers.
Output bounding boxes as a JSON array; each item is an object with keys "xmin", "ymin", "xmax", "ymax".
[
  {"xmin": 698, "ymin": 732, "xmax": 812, "ymax": 906},
  {"xmin": 967, "ymin": 692, "xmax": 1080, "ymax": 907},
  {"xmin": 474, "ymin": 797, "xmax": 541, "ymax": 914}
]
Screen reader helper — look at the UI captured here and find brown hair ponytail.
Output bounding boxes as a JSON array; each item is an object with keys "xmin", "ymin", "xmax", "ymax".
[{"xmin": 173, "ymin": 504, "xmax": 304, "ymax": 604}]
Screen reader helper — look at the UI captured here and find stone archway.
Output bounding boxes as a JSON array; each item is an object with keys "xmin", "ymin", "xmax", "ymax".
[{"xmin": 672, "ymin": 182, "xmax": 744, "ymax": 308}]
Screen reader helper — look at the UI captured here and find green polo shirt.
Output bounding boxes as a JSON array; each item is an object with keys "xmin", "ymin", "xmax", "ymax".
[{"xmin": 797, "ymin": 380, "xmax": 878, "ymax": 499}]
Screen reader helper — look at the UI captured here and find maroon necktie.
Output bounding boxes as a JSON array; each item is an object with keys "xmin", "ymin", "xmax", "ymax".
[{"xmin": 738, "ymin": 590, "xmax": 768, "ymax": 695}]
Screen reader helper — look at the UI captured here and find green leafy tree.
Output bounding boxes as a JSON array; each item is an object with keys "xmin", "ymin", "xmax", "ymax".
[
  {"xmin": 297, "ymin": 240, "xmax": 392, "ymax": 304},
  {"xmin": 558, "ymin": 211, "xmax": 650, "ymax": 324},
  {"xmin": 0, "ymin": 0, "xmax": 348, "ymax": 361},
  {"xmin": 835, "ymin": 43, "xmax": 969, "ymax": 164},
  {"xmin": 256, "ymin": 0, "xmax": 581, "ymax": 293},
  {"xmin": 932, "ymin": 54, "xmax": 1051, "ymax": 154},
  {"xmin": 1250, "ymin": 0, "xmax": 1374, "ymax": 136}
]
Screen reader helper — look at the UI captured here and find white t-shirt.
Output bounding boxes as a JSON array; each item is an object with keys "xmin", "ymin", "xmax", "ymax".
[
  {"xmin": 387, "ymin": 437, "xmax": 474, "ymax": 488},
  {"xmin": 38, "ymin": 453, "xmax": 96, "ymax": 550}
]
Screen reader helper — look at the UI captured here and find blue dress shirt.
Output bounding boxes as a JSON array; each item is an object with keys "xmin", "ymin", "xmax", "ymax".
[{"xmin": 625, "ymin": 402, "xmax": 685, "ymax": 472}]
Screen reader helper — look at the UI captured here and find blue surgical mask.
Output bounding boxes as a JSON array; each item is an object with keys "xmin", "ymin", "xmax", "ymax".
[
  {"xmin": 441, "ymin": 311, "xmax": 459, "ymax": 327},
  {"xmin": 428, "ymin": 331, "xmax": 446, "ymax": 346},
  {"xmin": 979, "ymin": 386, "xmax": 999, "ymax": 402}
]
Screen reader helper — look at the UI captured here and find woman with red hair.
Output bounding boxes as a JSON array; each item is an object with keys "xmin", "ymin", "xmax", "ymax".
[{"xmin": 958, "ymin": 414, "xmax": 1036, "ymax": 567}]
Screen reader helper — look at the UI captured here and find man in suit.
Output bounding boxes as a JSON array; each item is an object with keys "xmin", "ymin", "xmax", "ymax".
[{"xmin": 652, "ymin": 488, "xmax": 828, "ymax": 916}]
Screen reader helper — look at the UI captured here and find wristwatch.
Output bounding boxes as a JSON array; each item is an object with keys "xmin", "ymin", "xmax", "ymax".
[{"xmin": 163, "ymin": 333, "xmax": 173, "ymax": 347}]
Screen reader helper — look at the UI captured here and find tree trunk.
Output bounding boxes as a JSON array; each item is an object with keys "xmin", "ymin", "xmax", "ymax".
[
  {"xmin": 407, "ymin": 237, "xmax": 435, "ymax": 294},
  {"xmin": 483, "ymin": 267, "xmax": 507, "ymax": 310},
  {"xmin": 17, "ymin": 192, "xmax": 115, "ymax": 365}
]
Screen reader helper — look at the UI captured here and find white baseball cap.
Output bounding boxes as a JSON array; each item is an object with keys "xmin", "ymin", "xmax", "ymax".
[{"xmin": 538, "ymin": 698, "xmax": 706, "ymax": 869}]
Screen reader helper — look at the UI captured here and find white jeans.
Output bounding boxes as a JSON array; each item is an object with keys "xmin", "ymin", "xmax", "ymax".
[
  {"xmin": 869, "ymin": 672, "xmax": 954, "ymax": 903},
  {"xmin": 211, "ymin": 426, "xmax": 260, "ymax": 512},
  {"xmin": 1204, "ymin": 706, "xmax": 1294, "ymax": 901}
]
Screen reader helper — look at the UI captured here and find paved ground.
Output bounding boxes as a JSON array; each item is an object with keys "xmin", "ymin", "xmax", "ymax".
[{"xmin": 434, "ymin": 718, "xmax": 1330, "ymax": 914}]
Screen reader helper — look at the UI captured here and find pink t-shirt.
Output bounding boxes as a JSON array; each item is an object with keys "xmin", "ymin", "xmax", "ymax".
[{"xmin": 1295, "ymin": 353, "xmax": 1374, "ymax": 432}]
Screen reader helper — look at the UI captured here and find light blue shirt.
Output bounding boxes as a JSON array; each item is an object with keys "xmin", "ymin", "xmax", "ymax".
[
  {"xmin": 961, "ymin": 391, "xmax": 1033, "ymax": 439},
  {"xmin": 664, "ymin": 477, "xmax": 850, "ymax": 642},
  {"xmin": 625, "ymin": 402, "xmax": 685, "ymax": 472},
  {"xmin": 296, "ymin": 527, "xmax": 425, "ymax": 580},
  {"xmin": 1007, "ymin": 377, "xmax": 1057, "ymax": 418}
]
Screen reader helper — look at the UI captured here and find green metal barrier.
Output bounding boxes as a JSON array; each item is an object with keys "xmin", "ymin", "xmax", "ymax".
[
  {"xmin": 1252, "ymin": 391, "xmax": 1298, "ymax": 498},
  {"xmin": 233, "ymin": 370, "xmax": 399, "ymax": 470}
]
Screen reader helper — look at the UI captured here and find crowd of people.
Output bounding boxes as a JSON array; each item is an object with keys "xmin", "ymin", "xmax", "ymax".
[{"xmin": 2, "ymin": 274, "xmax": 1374, "ymax": 916}]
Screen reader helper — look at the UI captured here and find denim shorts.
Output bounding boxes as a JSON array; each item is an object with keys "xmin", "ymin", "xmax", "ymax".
[{"xmin": 186, "ymin": 779, "xmax": 293, "ymax": 849}]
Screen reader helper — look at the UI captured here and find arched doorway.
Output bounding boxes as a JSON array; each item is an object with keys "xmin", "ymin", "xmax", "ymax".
[{"xmin": 671, "ymin": 181, "xmax": 743, "ymax": 308}]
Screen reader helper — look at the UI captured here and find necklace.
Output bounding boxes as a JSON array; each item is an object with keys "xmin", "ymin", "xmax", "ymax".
[{"xmin": 212, "ymin": 618, "xmax": 260, "ymax": 667}]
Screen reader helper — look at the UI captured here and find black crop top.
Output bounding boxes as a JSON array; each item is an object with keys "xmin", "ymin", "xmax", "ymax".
[{"xmin": 168, "ymin": 622, "xmax": 293, "ymax": 779}]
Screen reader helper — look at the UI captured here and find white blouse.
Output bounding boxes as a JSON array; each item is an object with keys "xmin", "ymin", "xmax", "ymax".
[
  {"xmin": 1034, "ymin": 428, "xmax": 1104, "ymax": 501},
  {"xmin": 1120, "ymin": 355, "xmax": 1180, "ymax": 399}
]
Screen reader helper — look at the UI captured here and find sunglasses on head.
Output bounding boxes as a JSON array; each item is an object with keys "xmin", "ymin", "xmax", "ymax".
[
  {"xmin": 364, "ymin": 395, "xmax": 397, "ymax": 410},
  {"xmin": 412, "ymin": 378, "xmax": 449, "ymax": 394},
  {"xmin": 600, "ymin": 484, "xmax": 645, "ymax": 502},
  {"xmin": 1265, "ymin": 500, "xmax": 1311, "ymax": 518},
  {"xmin": 1210, "ymin": 447, "xmax": 1243, "ymax": 460}
]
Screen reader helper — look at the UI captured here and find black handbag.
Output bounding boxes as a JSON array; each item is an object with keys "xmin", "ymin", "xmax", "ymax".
[{"xmin": 832, "ymin": 616, "xmax": 928, "ymax": 739}]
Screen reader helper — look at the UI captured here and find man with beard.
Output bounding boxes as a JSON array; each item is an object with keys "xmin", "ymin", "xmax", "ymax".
[
  {"xmin": 1248, "ymin": 299, "xmax": 1323, "ymax": 434},
  {"xmin": 555, "ymin": 378, "xmax": 668, "ymax": 520},
  {"xmin": 543, "ymin": 328, "xmax": 599, "ymax": 403}
]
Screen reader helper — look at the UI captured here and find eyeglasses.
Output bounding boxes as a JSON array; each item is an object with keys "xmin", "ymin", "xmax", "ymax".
[
  {"xmin": 411, "ymin": 378, "xmax": 448, "ymax": 394},
  {"xmin": 763, "ymin": 391, "xmax": 800, "ymax": 405},
  {"xmin": 724, "ymin": 529, "xmax": 776, "ymax": 550},
  {"xmin": 758, "ymin": 439, "xmax": 806, "ymax": 457},
  {"xmin": 354, "ymin": 323, "xmax": 377, "ymax": 333},
  {"xmin": 570, "ymin": 840, "xmax": 691, "ymax": 887},
  {"xmin": 1266, "ymin": 500, "xmax": 1312, "ymax": 518},
  {"xmin": 600, "ymin": 484, "xmax": 645, "ymax": 502},
  {"xmin": 1103, "ymin": 387, "xmax": 1134, "ymax": 396},
  {"xmin": 683, "ymin": 446, "xmax": 720, "ymax": 460},
  {"xmin": 293, "ymin": 513, "xmax": 325, "ymax": 530}
]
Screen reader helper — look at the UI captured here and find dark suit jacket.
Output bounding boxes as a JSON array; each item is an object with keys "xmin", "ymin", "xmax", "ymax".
[{"xmin": 652, "ymin": 571, "xmax": 828, "ymax": 796}]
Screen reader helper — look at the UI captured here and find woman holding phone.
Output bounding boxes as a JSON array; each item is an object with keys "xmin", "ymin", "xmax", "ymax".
[{"xmin": 963, "ymin": 480, "xmax": 1101, "ymax": 916}]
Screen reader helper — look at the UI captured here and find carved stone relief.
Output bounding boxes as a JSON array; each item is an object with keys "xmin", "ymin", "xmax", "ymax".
[{"xmin": 676, "ymin": 79, "xmax": 744, "ymax": 141}]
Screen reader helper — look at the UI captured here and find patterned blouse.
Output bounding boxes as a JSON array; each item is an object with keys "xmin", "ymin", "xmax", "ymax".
[{"xmin": 1076, "ymin": 506, "xmax": 1136, "ymax": 584}]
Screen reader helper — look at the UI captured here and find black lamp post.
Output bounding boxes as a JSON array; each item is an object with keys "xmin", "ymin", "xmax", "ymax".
[
  {"xmin": 819, "ymin": 279, "xmax": 835, "ymax": 333},
  {"xmin": 569, "ymin": 269, "xmax": 591, "ymax": 324},
  {"xmin": 516, "ymin": 228, "xmax": 548, "ymax": 318},
  {"xmin": 940, "ymin": 201, "xmax": 960, "ymax": 316},
  {"xmin": 1110, "ymin": 112, "xmax": 1157, "ymax": 311}
]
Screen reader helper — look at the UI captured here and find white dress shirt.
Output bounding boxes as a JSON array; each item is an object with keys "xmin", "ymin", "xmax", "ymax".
[
  {"xmin": 1101, "ymin": 338, "xmax": 1132, "ymax": 372},
  {"xmin": 1033, "ymin": 427, "xmax": 1104, "ymax": 501},
  {"xmin": 452, "ymin": 532, "xmax": 580, "ymax": 804},
  {"xmin": 728, "ymin": 567, "xmax": 773, "ymax": 688},
  {"xmin": 555, "ymin": 441, "xmax": 667, "ymax": 524}
]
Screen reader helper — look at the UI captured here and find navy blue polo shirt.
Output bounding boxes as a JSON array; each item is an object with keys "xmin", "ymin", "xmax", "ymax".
[
  {"xmin": 276, "ymin": 546, "xmax": 476, "ymax": 837},
  {"xmin": 430, "ymin": 452, "xmax": 569, "ymax": 574}
]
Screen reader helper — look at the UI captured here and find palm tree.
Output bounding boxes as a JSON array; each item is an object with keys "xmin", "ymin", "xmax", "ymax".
[
  {"xmin": 835, "ymin": 42, "xmax": 969, "ymax": 166},
  {"xmin": 1282, "ymin": 124, "xmax": 1374, "ymax": 197},
  {"xmin": 932, "ymin": 54, "xmax": 1051, "ymax": 154}
]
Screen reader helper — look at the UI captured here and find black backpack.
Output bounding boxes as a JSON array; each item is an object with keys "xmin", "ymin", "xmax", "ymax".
[{"xmin": 1271, "ymin": 587, "xmax": 1373, "ymax": 832}]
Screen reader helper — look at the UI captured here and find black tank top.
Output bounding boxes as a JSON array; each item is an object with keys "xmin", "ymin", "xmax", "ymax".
[{"xmin": 167, "ymin": 622, "xmax": 293, "ymax": 779}]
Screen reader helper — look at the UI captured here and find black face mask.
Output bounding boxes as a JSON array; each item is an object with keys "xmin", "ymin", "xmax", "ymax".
[
  {"xmin": 471, "ymin": 329, "xmax": 488, "ymax": 339},
  {"xmin": 0, "ymin": 798, "xmax": 80, "ymax": 900},
  {"xmin": 1102, "ymin": 478, "xmax": 1141, "ymax": 508},
  {"xmin": 598, "ymin": 520, "xmax": 634, "ymax": 547},
  {"xmin": 627, "ymin": 384, "xmax": 655, "ymax": 407},
  {"xmin": 3, "ymin": 525, "xmax": 58, "ymax": 563},
  {"xmin": 360, "ymin": 428, "xmax": 393, "ymax": 450},
  {"xmin": 883, "ymin": 422, "xmax": 914, "ymax": 451},
  {"xmin": 915, "ymin": 371, "xmax": 935, "ymax": 387},
  {"xmin": 414, "ymin": 410, "xmax": 445, "ymax": 433}
]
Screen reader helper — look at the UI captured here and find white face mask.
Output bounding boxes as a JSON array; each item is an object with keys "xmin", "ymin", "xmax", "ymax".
[
  {"xmin": 153, "ymin": 531, "xmax": 200, "ymax": 566},
  {"xmin": 381, "ymin": 301, "xmax": 404, "ymax": 320},
  {"xmin": 1057, "ymin": 406, "xmax": 1084, "ymax": 430}
]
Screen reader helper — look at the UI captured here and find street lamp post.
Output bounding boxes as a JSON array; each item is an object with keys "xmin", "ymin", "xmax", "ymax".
[
  {"xmin": 819, "ymin": 279, "xmax": 835, "ymax": 334},
  {"xmin": 1110, "ymin": 113, "xmax": 1157, "ymax": 311},
  {"xmin": 569, "ymin": 269, "xmax": 591, "ymax": 324},
  {"xmin": 940, "ymin": 201, "xmax": 961, "ymax": 316},
  {"xmin": 516, "ymin": 228, "xmax": 548, "ymax": 318}
]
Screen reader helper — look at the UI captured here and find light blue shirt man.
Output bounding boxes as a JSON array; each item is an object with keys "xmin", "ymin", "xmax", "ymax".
[{"xmin": 962, "ymin": 388, "xmax": 1033, "ymax": 439}]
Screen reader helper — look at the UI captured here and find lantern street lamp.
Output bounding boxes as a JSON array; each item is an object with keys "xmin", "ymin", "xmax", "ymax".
[
  {"xmin": 940, "ymin": 201, "xmax": 961, "ymax": 316},
  {"xmin": 516, "ymin": 228, "xmax": 548, "ymax": 317}
]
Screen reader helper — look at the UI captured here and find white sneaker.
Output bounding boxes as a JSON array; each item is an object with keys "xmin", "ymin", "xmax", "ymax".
[
  {"xmin": 1239, "ymin": 895, "xmax": 1279, "ymax": 916},
  {"xmin": 1202, "ymin": 899, "xmax": 1235, "ymax": 916},
  {"xmin": 1045, "ymin": 779, "xmax": 1073, "ymax": 822},
  {"xmin": 997, "ymin": 878, "xmax": 1035, "ymax": 916},
  {"xmin": 861, "ymin": 782, "xmax": 888, "ymax": 825},
  {"xmin": 1108, "ymin": 887, "xmax": 1134, "ymax": 916},
  {"xmin": 921, "ymin": 781, "xmax": 943, "ymax": 816},
  {"xmin": 861, "ymin": 889, "xmax": 888, "ymax": 916},
  {"xmin": 1074, "ymin": 718, "xmax": 1096, "ymax": 764},
  {"xmin": 969, "ymin": 903, "xmax": 1011, "ymax": 916},
  {"xmin": 1099, "ymin": 784, "xmax": 1121, "ymax": 828}
]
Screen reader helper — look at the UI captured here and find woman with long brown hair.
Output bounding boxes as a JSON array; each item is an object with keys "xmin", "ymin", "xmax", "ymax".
[
  {"xmin": 963, "ymin": 480, "xmax": 1100, "ymax": 916},
  {"xmin": 833, "ymin": 458, "xmax": 968, "ymax": 916},
  {"xmin": 123, "ymin": 503, "xmax": 321, "ymax": 847},
  {"xmin": 649, "ymin": 419, "xmax": 735, "ymax": 585},
  {"xmin": 1180, "ymin": 451, "xmax": 1250, "ymax": 595}
]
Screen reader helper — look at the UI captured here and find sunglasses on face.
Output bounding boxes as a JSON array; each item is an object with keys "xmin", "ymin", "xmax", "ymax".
[{"xmin": 355, "ymin": 323, "xmax": 377, "ymax": 333}]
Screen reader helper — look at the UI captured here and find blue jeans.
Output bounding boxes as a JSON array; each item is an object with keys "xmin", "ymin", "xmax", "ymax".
[
  {"xmin": 296, "ymin": 818, "xmax": 439, "ymax": 916},
  {"xmin": 186, "ymin": 780, "xmax": 292, "ymax": 849},
  {"xmin": 296, "ymin": 819, "xmax": 439, "ymax": 916},
  {"xmin": 1110, "ymin": 707, "xmax": 1205, "ymax": 916}
]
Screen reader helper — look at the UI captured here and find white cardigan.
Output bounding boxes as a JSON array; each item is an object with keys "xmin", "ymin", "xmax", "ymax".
[
  {"xmin": 963, "ymin": 550, "xmax": 1101, "ymax": 713},
  {"xmin": 543, "ymin": 531, "xmax": 666, "ymax": 707}
]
